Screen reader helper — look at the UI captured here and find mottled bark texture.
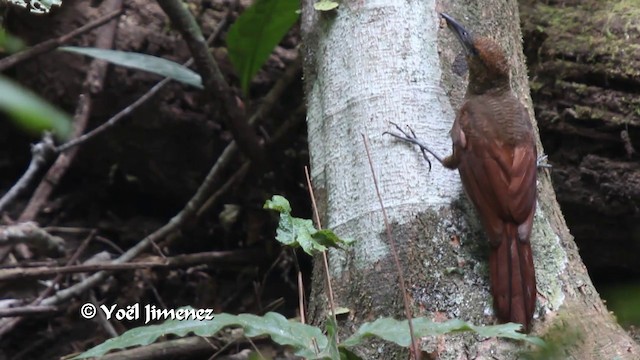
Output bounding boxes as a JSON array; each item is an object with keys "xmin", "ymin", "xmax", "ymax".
[
  {"xmin": 520, "ymin": 0, "xmax": 640, "ymax": 282},
  {"xmin": 301, "ymin": 0, "xmax": 639, "ymax": 358}
]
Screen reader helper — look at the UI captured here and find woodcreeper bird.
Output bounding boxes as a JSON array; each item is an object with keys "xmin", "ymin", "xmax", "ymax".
[{"xmin": 386, "ymin": 13, "xmax": 538, "ymax": 331}]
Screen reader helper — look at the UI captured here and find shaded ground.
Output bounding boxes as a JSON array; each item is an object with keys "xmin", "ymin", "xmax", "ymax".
[
  {"xmin": 0, "ymin": 0, "xmax": 637, "ymax": 359},
  {"xmin": 0, "ymin": 1, "xmax": 309, "ymax": 358}
]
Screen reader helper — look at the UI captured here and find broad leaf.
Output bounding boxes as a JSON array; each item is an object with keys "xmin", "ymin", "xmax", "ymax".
[
  {"xmin": 227, "ymin": 0, "xmax": 299, "ymax": 94},
  {"xmin": 264, "ymin": 195, "xmax": 354, "ymax": 255},
  {"xmin": 60, "ymin": 47, "xmax": 203, "ymax": 89},
  {"xmin": 0, "ymin": 76, "xmax": 71, "ymax": 138},
  {"xmin": 342, "ymin": 317, "xmax": 546, "ymax": 348},
  {"xmin": 72, "ymin": 310, "xmax": 327, "ymax": 359},
  {"xmin": 263, "ymin": 194, "xmax": 292, "ymax": 213}
]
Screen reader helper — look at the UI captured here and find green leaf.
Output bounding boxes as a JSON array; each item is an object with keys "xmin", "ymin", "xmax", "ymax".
[
  {"xmin": 276, "ymin": 213, "xmax": 324, "ymax": 254},
  {"xmin": 314, "ymin": 1, "xmax": 339, "ymax": 11},
  {"xmin": 0, "ymin": 29, "xmax": 25, "ymax": 53},
  {"xmin": 313, "ymin": 229, "xmax": 354, "ymax": 249},
  {"xmin": 59, "ymin": 47, "xmax": 203, "ymax": 89},
  {"xmin": 0, "ymin": 76, "xmax": 72, "ymax": 138},
  {"xmin": 319, "ymin": 316, "xmax": 341, "ymax": 360},
  {"xmin": 263, "ymin": 194, "xmax": 292, "ymax": 213},
  {"xmin": 342, "ymin": 317, "xmax": 546, "ymax": 348},
  {"xmin": 227, "ymin": 0, "xmax": 299, "ymax": 94},
  {"xmin": 72, "ymin": 309, "xmax": 327, "ymax": 359},
  {"xmin": 264, "ymin": 195, "xmax": 354, "ymax": 255}
]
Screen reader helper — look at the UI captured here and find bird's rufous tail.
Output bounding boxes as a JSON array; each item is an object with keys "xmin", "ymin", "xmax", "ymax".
[{"xmin": 489, "ymin": 223, "xmax": 536, "ymax": 332}]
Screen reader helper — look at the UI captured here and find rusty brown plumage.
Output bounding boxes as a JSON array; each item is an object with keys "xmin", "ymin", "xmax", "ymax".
[{"xmin": 386, "ymin": 13, "xmax": 538, "ymax": 331}]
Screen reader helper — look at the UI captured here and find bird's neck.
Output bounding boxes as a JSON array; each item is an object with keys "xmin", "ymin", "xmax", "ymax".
[{"xmin": 466, "ymin": 78, "xmax": 510, "ymax": 96}]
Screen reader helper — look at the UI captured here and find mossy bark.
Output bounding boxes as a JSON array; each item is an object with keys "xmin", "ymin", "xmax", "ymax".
[
  {"xmin": 302, "ymin": 0, "xmax": 640, "ymax": 358},
  {"xmin": 520, "ymin": 0, "xmax": 640, "ymax": 281}
]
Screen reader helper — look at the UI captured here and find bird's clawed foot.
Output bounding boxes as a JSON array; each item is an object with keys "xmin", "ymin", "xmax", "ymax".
[
  {"xmin": 383, "ymin": 122, "xmax": 436, "ymax": 171},
  {"xmin": 536, "ymin": 154, "xmax": 552, "ymax": 170}
]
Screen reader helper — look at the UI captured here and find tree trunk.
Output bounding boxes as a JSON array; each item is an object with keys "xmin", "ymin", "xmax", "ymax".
[
  {"xmin": 301, "ymin": 0, "xmax": 639, "ymax": 358},
  {"xmin": 519, "ymin": 0, "xmax": 640, "ymax": 281}
]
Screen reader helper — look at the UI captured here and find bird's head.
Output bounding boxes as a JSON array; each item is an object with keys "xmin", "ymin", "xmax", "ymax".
[{"xmin": 441, "ymin": 13, "xmax": 510, "ymax": 94}]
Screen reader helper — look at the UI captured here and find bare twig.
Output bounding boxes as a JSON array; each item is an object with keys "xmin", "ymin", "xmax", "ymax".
[
  {"xmin": 304, "ymin": 166, "xmax": 338, "ymax": 340},
  {"xmin": 248, "ymin": 56, "xmax": 302, "ymax": 126},
  {"xmin": 57, "ymin": 8, "xmax": 233, "ymax": 152},
  {"xmin": 18, "ymin": 0, "xmax": 123, "ymax": 223},
  {"xmin": 0, "ymin": 9, "xmax": 123, "ymax": 72},
  {"xmin": 361, "ymin": 134, "xmax": 420, "ymax": 359},
  {"xmin": 0, "ymin": 262, "xmax": 159, "ymax": 281},
  {"xmin": 33, "ymin": 231, "xmax": 95, "ymax": 303},
  {"xmin": 0, "ymin": 305, "xmax": 59, "ymax": 318},
  {"xmin": 96, "ymin": 336, "xmax": 218, "ymax": 360},
  {"xmin": 0, "ymin": 134, "xmax": 55, "ymax": 212},
  {"xmin": 0, "ymin": 248, "xmax": 264, "ymax": 282},
  {"xmin": 89, "ymin": 291, "xmax": 119, "ymax": 337},
  {"xmin": 157, "ymin": 0, "xmax": 266, "ymax": 167},
  {"xmin": 197, "ymin": 161, "xmax": 250, "ymax": 217},
  {"xmin": 0, "ymin": 222, "xmax": 64, "ymax": 254},
  {"xmin": 297, "ymin": 271, "xmax": 306, "ymax": 324}
]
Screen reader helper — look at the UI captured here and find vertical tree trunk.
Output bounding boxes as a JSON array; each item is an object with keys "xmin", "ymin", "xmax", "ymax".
[{"xmin": 301, "ymin": 0, "xmax": 639, "ymax": 358}]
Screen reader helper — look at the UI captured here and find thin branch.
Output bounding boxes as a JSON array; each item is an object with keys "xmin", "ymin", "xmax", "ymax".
[
  {"xmin": 361, "ymin": 134, "xmax": 420, "ymax": 360},
  {"xmin": 0, "ymin": 134, "xmax": 55, "ymax": 212},
  {"xmin": 248, "ymin": 56, "xmax": 302, "ymax": 125},
  {"xmin": 56, "ymin": 5, "xmax": 233, "ymax": 153},
  {"xmin": 0, "ymin": 305, "xmax": 59, "ymax": 318},
  {"xmin": 304, "ymin": 166, "xmax": 338, "ymax": 340},
  {"xmin": 0, "ymin": 262, "xmax": 159, "ymax": 281},
  {"xmin": 196, "ymin": 161, "xmax": 250, "ymax": 217},
  {"xmin": 0, "ymin": 221, "xmax": 64, "ymax": 254},
  {"xmin": 18, "ymin": 0, "xmax": 123, "ymax": 223},
  {"xmin": 157, "ymin": 0, "xmax": 266, "ymax": 167},
  {"xmin": 0, "ymin": 9, "xmax": 123, "ymax": 72}
]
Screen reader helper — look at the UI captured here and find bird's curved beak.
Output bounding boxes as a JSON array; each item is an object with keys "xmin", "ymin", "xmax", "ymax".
[{"xmin": 441, "ymin": 13, "xmax": 475, "ymax": 56}]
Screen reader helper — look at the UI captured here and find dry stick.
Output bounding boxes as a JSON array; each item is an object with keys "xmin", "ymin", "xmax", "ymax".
[
  {"xmin": 96, "ymin": 336, "xmax": 218, "ymax": 360},
  {"xmin": 0, "ymin": 305, "xmax": 59, "ymax": 317},
  {"xmin": 297, "ymin": 271, "xmax": 306, "ymax": 324},
  {"xmin": 89, "ymin": 290, "xmax": 119, "ymax": 337},
  {"xmin": 57, "ymin": 8, "xmax": 232, "ymax": 153},
  {"xmin": 0, "ymin": 135, "xmax": 55, "ymax": 212},
  {"xmin": 18, "ymin": 0, "xmax": 123, "ymax": 224},
  {"xmin": 304, "ymin": 166, "xmax": 338, "ymax": 341},
  {"xmin": 33, "ymin": 231, "xmax": 95, "ymax": 302},
  {"xmin": 361, "ymin": 134, "xmax": 419, "ymax": 360},
  {"xmin": 0, "ymin": 231, "xmax": 94, "ymax": 334},
  {"xmin": 0, "ymin": 0, "xmax": 123, "ymax": 335},
  {"xmin": 0, "ymin": 262, "xmax": 160, "ymax": 281},
  {"xmin": 0, "ymin": 9, "xmax": 123, "ymax": 72},
  {"xmin": 196, "ymin": 161, "xmax": 250, "ymax": 218},
  {"xmin": 0, "ymin": 248, "xmax": 264, "ymax": 281},
  {"xmin": 157, "ymin": 0, "xmax": 266, "ymax": 167}
]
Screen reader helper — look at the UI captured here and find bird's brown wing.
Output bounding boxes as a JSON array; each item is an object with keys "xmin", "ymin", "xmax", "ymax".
[
  {"xmin": 453, "ymin": 105, "xmax": 537, "ymax": 243},
  {"xmin": 452, "ymin": 104, "xmax": 537, "ymax": 330}
]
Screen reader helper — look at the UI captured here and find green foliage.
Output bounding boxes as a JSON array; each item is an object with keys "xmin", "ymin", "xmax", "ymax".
[
  {"xmin": 0, "ymin": 76, "xmax": 71, "ymax": 138},
  {"xmin": 600, "ymin": 282, "xmax": 640, "ymax": 326},
  {"xmin": 70, "ymin": 195, "xmax": 545, "ymax": 359},
  {"xmin": 314, "ymin": 1, "xmax": 339, "ymax": 11},
  {"xmin": 0, "ymin": 28, "xmax": 25, "ymax": 53},
  {"xmin": 59, "ymin": 47, "xmax": 203, "ymax": 89},
  {"xmin": 342, "ymin": 317, "xmax": 545, "ymax": 348},
  {"xmin": 264, "ymin": 195, "xmax": 354, "ymax": 255},
  {"xmin": 5, "ymin": 0, "xmax": 62, "ymax": 14},
  {"xmin": 227, "ymin": 0, "xmax": 299, "ymax": 94},
  {"xmin": 71, "ymin": 309, "xmax": 545, "ymax": 359},
  {"xmin": 73, "ymin": 310, "xmax": 328, "ymax": 359},
  {"xmin": 520, "ymin": 319, "xmax": 581, "ymax": 360}
]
